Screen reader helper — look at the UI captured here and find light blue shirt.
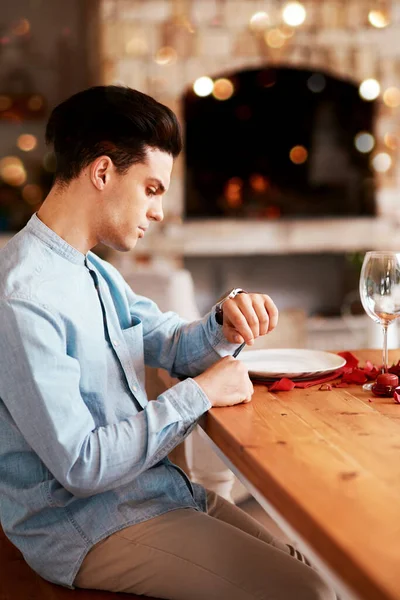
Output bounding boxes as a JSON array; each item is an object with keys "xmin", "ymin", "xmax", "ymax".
[{"xmin": 0, "ymin": 214, "xmax": 236, "ymax": 588}]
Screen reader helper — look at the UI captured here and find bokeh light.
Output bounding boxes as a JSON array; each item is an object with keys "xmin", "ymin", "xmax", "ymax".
[
  {"xmin": 280, "ymin": 25, "xmax": 295, "ymax": 39},
  {"xmin": 154, "ymin": 46, "xmax": 177, "ymax": 65},
  {"xmin": 368, "ymin": 9, "xmax": 390, "ymax": 28},
  {"xmin": 282, "ymin": 2, "xmax": 306, "ymax": 27},
  {"xmin": 359, "ymin": 79, "xmax": 380, "ymax": 101},
  {"xmin": 212, "ymin": 78, "xmax": 234, "ymax": 101},
  {"xmin": 371, "ymin": 152, "xmax": 392, "ymax": 173},
  {"xmin": 265, "ymin": 29, "xmax": 286, "ymax": 49},
  {"xmin": 17, "ymin": 134, "xmax": 37, "ymax": 152},
  {"xmin": 22, "ymin": 184, "xmax": 44, "ymax": 205},
  {"xmin": 12, "ymin": 18, "xmax": 30, "ymax": 36},
  {"xmin": 307, "ymin": 73, "xmax": 326, "ymax": 93},
  {"xmin": 0, "ymin": 95, "xmax": 12, "ymax": 111},
  {"xmin": 249, "ymin": 11, "xmax": 269, "ymax": 31},
  {"xmin": 250, "ymin": 174, "xmax": 269, "ymax": 192},
  {"xmin": 289, "ymin": 145, "xmax": 308, "ymax": 164},
  {"xmin": 224, "ymin": 177, "xmax": 243, "ymax": 207},
  {"xmin": 126, "ymin": 36, "xmax": 148, "ymax": 55},
  {"xmin": 43, "ymin": 152, "xmax": 57, "ymax": 173},
  {"xmin": 383, "ymin": 86, "xmax": 400, "ymax": 108},
  {"xmin": 0, "ymin": 156, "xmax": 27, "ymax": 186},
  {"xmin": 384, "ymin": 133, "xmax": 398, "ymax": 150},
  {"xmin": 193, "ymin": 76, "xmax": 213, "ymax": 97},
  {"xmin": 27, "ymin": 95, "xmax": 44, "ymax": 111},
  {"xmin": 354, "ymin": 132, "xmax": 375, "ymax": 153}
]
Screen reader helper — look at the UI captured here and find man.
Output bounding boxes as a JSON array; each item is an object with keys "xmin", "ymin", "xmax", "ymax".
[{"xmin": 0, "ymin": 86, "xmax": 333, "ymax": 600}]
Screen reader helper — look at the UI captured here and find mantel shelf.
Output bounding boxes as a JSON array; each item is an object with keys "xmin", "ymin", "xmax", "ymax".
[
  {"xmin": 1, "ymin": 217, "xmax": 399, "ymax": 257},
  {"xmin": 129, "ymin": 217, "xmax": 400, "ymax": 257}
]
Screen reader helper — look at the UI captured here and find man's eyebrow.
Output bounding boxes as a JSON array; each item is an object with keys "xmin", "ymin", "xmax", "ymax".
[{"xmin": 148, "ymin": 178, "xmax": 166, "ymax": 193}]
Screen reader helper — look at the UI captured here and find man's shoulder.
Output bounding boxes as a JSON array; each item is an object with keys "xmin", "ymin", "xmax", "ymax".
[{"xmin": 0, "ymin": 229, "xmax": 52, "ymax": 302}]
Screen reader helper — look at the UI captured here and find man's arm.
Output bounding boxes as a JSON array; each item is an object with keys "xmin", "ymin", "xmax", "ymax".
[
  {"xmin": 125, "ymin": 287, "xmax": 239, "ymax": 377},
  {"xmin": 0, "ymin": 298, "xmax": 211, "ymax": 498}
]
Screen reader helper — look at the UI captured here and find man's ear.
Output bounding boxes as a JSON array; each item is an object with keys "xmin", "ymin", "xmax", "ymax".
[{"xmin": 90, "ymin": 156, "xmax": 113, "ymax": 190}]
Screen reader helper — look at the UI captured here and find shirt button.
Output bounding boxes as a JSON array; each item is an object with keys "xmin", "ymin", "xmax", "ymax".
[
  {"xmin": 132, "ymin": 385, "xmax": 137, "ymax": 391},
  {"xmin": 113, "ymin": 340, "xmax": 119, "ymax": 347}
]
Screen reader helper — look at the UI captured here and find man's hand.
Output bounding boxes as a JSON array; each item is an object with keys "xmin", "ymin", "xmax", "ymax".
[
  {"xmin": 194, "ymin": 356, "xmax": 253, "ymax": 407},
  {"xmin": 221, "ymin": 293, "xmax": 278, "ymax": 346}
]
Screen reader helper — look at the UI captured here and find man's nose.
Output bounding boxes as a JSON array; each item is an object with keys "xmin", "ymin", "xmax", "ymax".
[{"xmin": 148, "ymin": 197, "xmax": 164, "ymax": 222}]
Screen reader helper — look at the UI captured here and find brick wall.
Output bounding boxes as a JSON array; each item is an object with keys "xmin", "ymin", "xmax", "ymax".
[{"xmin": 99, "ymin": 0, "xmax": 400, "ymax": 221}]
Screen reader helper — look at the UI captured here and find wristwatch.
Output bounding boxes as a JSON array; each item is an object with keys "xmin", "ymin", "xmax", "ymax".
[{"xmin": 215, "ymin": 288, "xmax": 247, "ymax": 325}]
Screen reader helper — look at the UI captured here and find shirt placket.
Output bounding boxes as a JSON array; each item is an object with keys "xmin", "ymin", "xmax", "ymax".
[{"xmin": 86, "ymin": 264, "xmax": 147, "ymax": 409}]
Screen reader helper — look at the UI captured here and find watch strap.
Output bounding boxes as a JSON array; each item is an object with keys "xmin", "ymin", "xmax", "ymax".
[{"xmin": 215, "ymin": 288, "xmax": 247, "ymax": 325}]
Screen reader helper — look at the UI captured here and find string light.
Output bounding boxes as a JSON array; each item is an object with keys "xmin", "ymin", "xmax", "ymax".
[
  {"xmin": 282, "ymin": 2, "xmax": 306, "ymax": 27},
  {"xmin": 359, "ymin": 79, "xmax": 380, "ymax": 101},
  {"xmin": 289, "ymin": 145, "xmax": 308, "ymax": 164},
  {"xmin": 126, "ymin": 36, "xmax": 148, "ymax": 56},
  {"xmin": 212, "ymin": 79, "xmax": 234, "ymax": 101},
  {"xmin": 0, "ymin": 156, "xmax": 27, "ymax": 186},
  {"xmin": 371, "ymin": 152, "xmax": 392, "ymax": 173},
  {"xmin": 384, "ymin": 133, "xmax": 398, "ymax": 150},
  {"xmin": 17, "ymin": 134, "xmax": 37, "ymax": 152},
  {"xmin": 0, "ymin": 95, "xmax": 12, "ymax": 111},
  {"xmin": 250, "ymin": 174, "xmax": 269, "ymax": 192},
  {"xmin": 265, "ymin": 29, "xmax": 286, "ymax": 49},
  {"xmin": 383, "ymin": 86, "xmax": 400, "ymax": 108},
  {"xmin": 154, "ymin": 47, "xmax": 177, "ymax": 65},
  {"xmin": 354, "ymin": 132, "xmax": 375, "ymax": 153},
  {"xmin": 193, "ymin": 76, "xmax": 213, "ymax": 97},
  {"xmin": 280, "ymin": 25, "xmax": 295, "ymax": 39},
  {"xmin": 249, "ymin": 12, "xmax": 269, "ymax": 32},
  {"xmin": 27, "ymin": 95, "xmax": 44, "ymax": 111},
  {"xmin": 22, "ymin": 184, "xmax": 43, "ymax": 205},
  {"xmin": 12, "ymin": 18, "xmax": 30, "ymax": 36},
  {"xmin": 224, "ymin": 178, "xmax": 243, "ymax": 207},
  {"xmin": 368, "ymin": 9, "xmax": 390, "ymax": 28}
]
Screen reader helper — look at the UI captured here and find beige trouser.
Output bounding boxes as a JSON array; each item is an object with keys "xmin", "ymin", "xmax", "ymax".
[{"xmin": 74, "ymin": 490, "xmax": 335, "ymax": 600}]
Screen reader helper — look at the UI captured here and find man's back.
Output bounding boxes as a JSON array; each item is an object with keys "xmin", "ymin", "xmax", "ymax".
[{"xmin": 0, "ymin": 214, "xmax": 210, "ymax": 588}]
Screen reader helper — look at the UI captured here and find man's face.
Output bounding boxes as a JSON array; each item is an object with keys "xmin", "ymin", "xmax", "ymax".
[{"xmin": 99, "ymin": 148, "xmax": 172, "ymax": 252}]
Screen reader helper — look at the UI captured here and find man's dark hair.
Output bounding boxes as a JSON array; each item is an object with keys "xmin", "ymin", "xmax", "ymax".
[{"xmin": 45, "ymin": 86, "xmax": 182, "ymax": 184}]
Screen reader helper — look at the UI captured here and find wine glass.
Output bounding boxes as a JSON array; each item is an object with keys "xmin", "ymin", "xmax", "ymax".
[{"xmin": 359, "ymin": 251, "xmax": 400, "ymax": 391}]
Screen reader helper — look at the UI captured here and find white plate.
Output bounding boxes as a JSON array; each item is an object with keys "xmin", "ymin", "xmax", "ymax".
[{"xmin": 238, "ymin": 349, "xmax": 346, "ymax": 379}]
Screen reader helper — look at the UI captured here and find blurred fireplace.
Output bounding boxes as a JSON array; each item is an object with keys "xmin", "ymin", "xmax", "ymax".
[{"xmin": 184, "ymin": 66, "xmax": 377, "ymax": 220}]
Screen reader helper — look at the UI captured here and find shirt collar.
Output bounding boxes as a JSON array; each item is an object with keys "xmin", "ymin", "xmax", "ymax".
[{"xmin": 26, "ymin": 213, "xmax": 87, "ymax": 266}]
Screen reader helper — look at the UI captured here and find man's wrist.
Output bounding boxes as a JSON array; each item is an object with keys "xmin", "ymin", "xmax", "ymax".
[{"xmin": 215, "ymin": 288, "xmax": 247, "ymax": 325}]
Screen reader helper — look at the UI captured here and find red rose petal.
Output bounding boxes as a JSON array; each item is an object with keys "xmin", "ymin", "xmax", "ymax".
[
  {"xmin": 389, "ymin": 361, "xmax": 400, "ymax": 377},
  {"xmin": 342, "ymin": 369, "xmax": 368, "ymax": 384},
  {"xmin": 365, "ymin": 367, "xmax": 379, "ymax": 381},
  {"xmin": 269, "ymin": 378, "xmax": 295, "ymax": 392},
  {"xmin": 337, "ymin": 352, "xmax": 359, "ymax": 370},
  {"xmin": 393, "ymin": 387, "xmax": 400, "ymax": 404},
  {"xmin": 319, "ymin": 383, "xmax": 332, "ymax": 391},
  {"xmin": 364, "ymin": 361, "xmax": 374, "ymax": 372}
]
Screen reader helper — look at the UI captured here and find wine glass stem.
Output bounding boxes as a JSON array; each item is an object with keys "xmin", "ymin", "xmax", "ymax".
[{"xmin": 382, "ymin": 323, "xmax": 389, "ymax": 373}]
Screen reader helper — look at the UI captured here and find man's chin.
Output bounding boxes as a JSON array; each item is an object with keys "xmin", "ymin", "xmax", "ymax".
[{"xmin": 107, "ymin": 236, "xmax": 138, "ymax": 253}]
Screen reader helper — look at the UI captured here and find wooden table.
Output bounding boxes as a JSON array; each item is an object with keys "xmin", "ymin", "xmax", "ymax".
[{"xmin": 199, "ymin": 350, "xmax": 400, "ymax": 600}]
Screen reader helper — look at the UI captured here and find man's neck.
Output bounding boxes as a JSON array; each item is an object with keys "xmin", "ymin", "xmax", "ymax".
[{"xmin": 37, "ymin": 184, "xmax": 97, "ymax": 255}]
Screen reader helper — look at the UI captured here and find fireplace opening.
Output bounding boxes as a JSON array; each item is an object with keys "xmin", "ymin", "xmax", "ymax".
[{"xmin": 184, "ymin": 66, "xmax": 377, "ymax": 220}]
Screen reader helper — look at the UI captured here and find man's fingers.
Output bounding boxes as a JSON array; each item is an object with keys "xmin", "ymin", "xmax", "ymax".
[
  {"xmin": 251, "ymin": 296, "xmax": 270, "ymax": 336},
  {"xmin": 262, "ymin": 294, "xmax": 279, "ymax": 332},
  {"xmin": 224, "ymin": 302, "xmax": 255, "ymax": 344},
  {"xmin": 232, "ymin": 294, "xmax": 260, "ymax": 339}
]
